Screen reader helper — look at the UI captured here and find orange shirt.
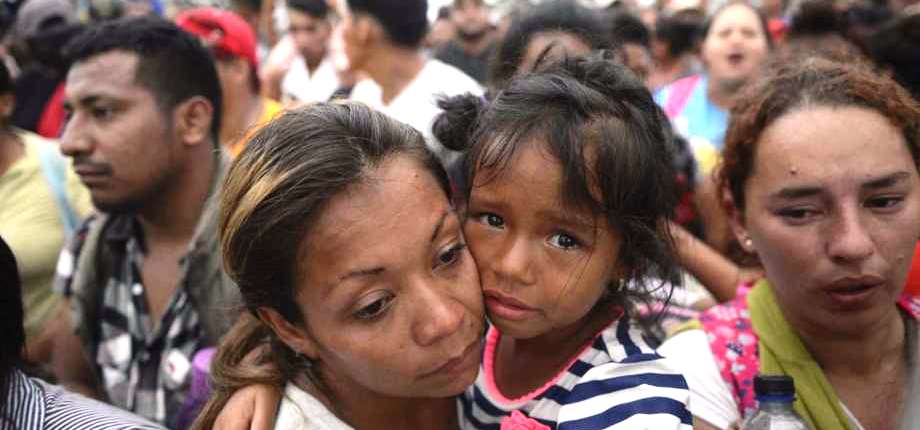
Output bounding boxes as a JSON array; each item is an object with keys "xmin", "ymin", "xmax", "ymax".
[{"xmin": 228, "ymin": 98, "xmax": 284, "ymax": 158}]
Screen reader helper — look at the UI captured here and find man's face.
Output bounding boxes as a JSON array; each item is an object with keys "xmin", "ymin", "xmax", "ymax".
[
  {"xmin": 289, "ymin": 9, "xmax": 331, "ymax": 63},
  {"xmin": 60, "ymin": 51, "xmax": 180, "ymax": 213},
  {"xmin": 452, "ymin": 0, "xmax": 490, "ymax": 39}
]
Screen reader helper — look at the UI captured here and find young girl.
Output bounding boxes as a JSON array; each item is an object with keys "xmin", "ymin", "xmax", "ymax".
[{"xmin": 435, "ymin": 53, "xmax": 693, "ymax": 429}]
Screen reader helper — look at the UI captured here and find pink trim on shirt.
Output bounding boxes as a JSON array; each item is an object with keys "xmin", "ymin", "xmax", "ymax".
[{"xmin": 482, "ymin": 314, "xmax": 622, "ymax": 405}]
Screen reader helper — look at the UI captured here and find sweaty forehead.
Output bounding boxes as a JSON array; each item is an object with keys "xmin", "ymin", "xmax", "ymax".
[
  {"xmin": 304, "ymin": 156, "xmax": 449, "ymax": 254},
  {"xmin": 66, "ymin": 50, "xmax": 145, "ymax": 99}
]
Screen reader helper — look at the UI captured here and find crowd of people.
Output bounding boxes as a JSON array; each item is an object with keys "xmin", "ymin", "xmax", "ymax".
[{"xmin": 0, "ymin": 0, "xmax": 918, "ymax": 428}]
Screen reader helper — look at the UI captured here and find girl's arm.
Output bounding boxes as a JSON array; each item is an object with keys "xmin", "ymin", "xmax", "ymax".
[{"xmin": 669, "ymin": 222, "xmax": 761, "ymax": 303}]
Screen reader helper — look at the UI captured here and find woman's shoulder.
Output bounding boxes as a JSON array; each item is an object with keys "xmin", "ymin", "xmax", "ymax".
[{"xmin": 276, "ymin": 384, "xmax": 354, "ymax": 430}]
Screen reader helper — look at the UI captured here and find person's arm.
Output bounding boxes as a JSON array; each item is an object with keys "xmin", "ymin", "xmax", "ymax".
[
  {"xmin": 49, "ymin": 298, "xmax": 102, "ymax": 399},
  {"xmin": 259, "ymin": 36, "xmax": 296, "ymax": 102},
  {"xmin": 670, "ymin": 222, "xmax": 761, "ymax": 303},
  {"xmin": 210, "ymin": 385, "xmax": 281, "ymax": 430}
]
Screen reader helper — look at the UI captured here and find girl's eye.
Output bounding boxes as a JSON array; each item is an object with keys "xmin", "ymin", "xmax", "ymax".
[
  {"xmin": 865, "ymin": 196, "xmax": 904, "ymax": 211},
  {"xmin": 477, "ymin": 213, "xmax": 505, "ymax": 228},
  {"xmin": 436, "ymin": 243, "xmax": 466, "ymax": 268},
  {"xmin": 548, "ymin": 232, "xmax": 581, "ymax": 250},
  {"xmin": 355, "ymin": 294, "xmax": 393, "ymax": 320}
]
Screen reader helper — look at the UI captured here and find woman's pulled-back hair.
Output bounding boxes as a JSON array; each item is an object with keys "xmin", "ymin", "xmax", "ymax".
[
  {"xmin": 718, "ymin": 58, "xmax": 920, "ymax": 211},
  {"xmin": 436, "ymin": 52, "xmax": 680, "ymax": 316},
  {"xmin": 193, "ymin": 102, "xmax": 449, "ymax": 429}
]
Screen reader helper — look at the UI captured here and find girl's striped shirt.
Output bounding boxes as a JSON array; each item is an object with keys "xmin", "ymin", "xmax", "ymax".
[{"xmin": 461, "ymin": 317, "xmax": 693, "ymax": 430}]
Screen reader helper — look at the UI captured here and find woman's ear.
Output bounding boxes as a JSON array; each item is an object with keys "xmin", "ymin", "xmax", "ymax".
[
  {"xmin": 723, "ymin": 187, "xmax": 755, "ymax": 254},
  {"xmin": 256, "ymin": 307, "xmax": 319, "ymax": 360}
]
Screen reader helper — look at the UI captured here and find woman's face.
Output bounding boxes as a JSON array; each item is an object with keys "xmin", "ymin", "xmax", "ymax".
[
  {"xmin": 292, "ymin": 155, "xmax": 484, "ymax": 399},
  {"xmin": 701, "ymin": 4, "xmax": 769, "ymax": 89},
  {"xmin": 735, "ymin": 106, "xmax": 920, "ymax": 337}
]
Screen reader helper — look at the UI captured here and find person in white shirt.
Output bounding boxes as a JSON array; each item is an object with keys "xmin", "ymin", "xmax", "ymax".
[
  {"xmin": 333, "ymin": 0, "xmax": 483, "ymax": 165},
  {"xmin": 262, "ymin": 0, "xmax": 340, "ymax": 103}
]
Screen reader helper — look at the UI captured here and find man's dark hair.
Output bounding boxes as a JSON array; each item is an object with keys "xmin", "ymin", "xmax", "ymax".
[
  {"xmin": 347, "ymin": 0, "xmax": 428, "ymax": 48},
  {"xmin": 654, "ymin": 11, "xmax": 703, "ymax": 58},
  {"xmin": 287, "ymin": 0, "xmax": 329, "ymax": 19},
  {"xmin": 64, "ymin": 16, "xmax": 222, "ymax": 140},
  {"xmin": 610, "ymin": 11, "xmax": 650, "ymax": 48},
  {"xmin": 0, "ymin": 235, "xmax": 25, "ymax": 416}
]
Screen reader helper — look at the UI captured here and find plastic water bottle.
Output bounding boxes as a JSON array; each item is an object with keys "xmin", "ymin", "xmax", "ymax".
[{"xmin": 741, "ymin": 375, "xmax": 812, "ymax": 430}]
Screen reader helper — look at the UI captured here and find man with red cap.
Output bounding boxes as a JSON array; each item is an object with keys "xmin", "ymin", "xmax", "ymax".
[{"xmin": 176, "ymin": 7, "xmax": 283, "ymax": 158}]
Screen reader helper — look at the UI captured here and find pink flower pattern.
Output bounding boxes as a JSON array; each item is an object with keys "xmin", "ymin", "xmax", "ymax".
[
  {"xmin": 500, "ymin": 411, "xmax": 552, "ymax": 430},
  {"xmin": 699, "ymin": 285, "xmax": 920, "ymax": 419}
]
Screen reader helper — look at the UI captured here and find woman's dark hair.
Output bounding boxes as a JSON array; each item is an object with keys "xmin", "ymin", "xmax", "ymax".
[
  {"xmin": 436, "ymin": 52, "xmax": 680, "ymax": 318},
  {"xmin": 787, "ymin": 0, "xmax": 845, "ymax": 39},
  {"xmin": 0, "ymin": 235, "xmax": 25, "ymax": 415},
  {"xmin": 866, "ymin": 11, "xmax": 920, "ymax": 101},
  {"xmin": 490, "ymin": 0, "xmax": 612, "ymax": 90},
  {"xmin": 192, "ymin": 102, "xmax": 450, "ymax": 429},
  {"xmin": 700, "ymin": 1, "xmax": 774, "ymax": 49},
  {"xmin": 610, "ymin": 11, "xmax": 651, "ymax": 48},
  {"xmin": 347, "ymin": 0, "xmax": 428, "ymax": 48},
  {"xmin": 655, "ymin": 11, "xmax": 704, "ymax": 58},
  {"xmin": 719, "ymin": 58, "xmax": 920, "ymax": 211}
]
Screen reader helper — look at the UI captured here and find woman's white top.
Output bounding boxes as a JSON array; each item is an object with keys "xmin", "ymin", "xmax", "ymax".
[{"xmin": 274, "ymin": 384, "xmax": 354, "ymax": 430}]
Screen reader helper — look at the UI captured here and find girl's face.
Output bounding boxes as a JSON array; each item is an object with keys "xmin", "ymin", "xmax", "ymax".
[
  {"xmin": 288, "ymin": 155, "xmax": 484, "ymax": 399},
  {"xmin": 735, "ymin": 106, "xmax": 920, "ymax": 337},
  {"xmin": 464, "ymin": 141, "xmax": 623, "ymax": 339},
  {"xmin": 701, "ymin": 4, "xmax": 769, "ymax": 88}
]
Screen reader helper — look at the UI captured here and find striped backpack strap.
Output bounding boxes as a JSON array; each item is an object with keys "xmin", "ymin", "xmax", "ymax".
[
  {"xmin": 664, "ymin": 75, "xmax": 702, "ymax": 119},
  {"xmin": 698, "ymin": 285, "xmax": 760, "ymax": 418}
]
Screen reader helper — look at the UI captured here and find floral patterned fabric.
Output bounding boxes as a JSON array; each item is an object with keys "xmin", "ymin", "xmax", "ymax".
[{"xmin": 698, "ymin": 284, "xmax": 920, "ymax": 420}]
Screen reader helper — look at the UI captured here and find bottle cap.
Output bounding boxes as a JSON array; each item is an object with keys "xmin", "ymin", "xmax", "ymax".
[{"xmin": 754, "ymin": 375, "xmax": 795, "ymax": 396}]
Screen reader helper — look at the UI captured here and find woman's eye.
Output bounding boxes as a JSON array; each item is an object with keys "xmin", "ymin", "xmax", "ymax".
[
  {"xmin": 777, "ymin": 207, "xmax": 819, "ymax": 223},
  {"xmin": 436, "ymin": 243, "xmax": 466, "ymax": 267},
  {"xmin": 548, "ymin": 232, "xmax": 581, "ymax": 250},
  {"xmin": 477, "ymin": 213, "xmax": 505, "ymax": 228},
  {"xmin": 92, "ymin": 107, "xmax": 114, "ymax": 120},
  {"xmin": 355, "ymin": 295, "xmax": 393, "ymax": 320},
  {"xmin": 865, "ymin": 196, "xmax": 904, "ymax": 211}
]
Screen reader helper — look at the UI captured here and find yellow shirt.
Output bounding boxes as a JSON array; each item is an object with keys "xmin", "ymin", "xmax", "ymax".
[
  {"xmin": 228, "ymin": 98, "xmax": 284, "ymax": 158},
  {"xmin": 0, "ymin": 131, "xmax": 93, "ymax": 339}
]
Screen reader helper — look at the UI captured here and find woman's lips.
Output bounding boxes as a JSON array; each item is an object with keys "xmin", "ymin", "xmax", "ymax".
[
  {"xmin": 483, "ymin": 290, "xmax": 537, "ymax": 321},
  {"xmin": 421, "ymin": 339, "xmax": 480, "ymax": 379},
  {"xmin": 823, "ymin": 276, "xmax": 885, "ymax": 310}
]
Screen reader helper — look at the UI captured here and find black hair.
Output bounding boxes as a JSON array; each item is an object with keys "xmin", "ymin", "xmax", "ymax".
[
  {"xmin": 0, "ymin": 235, "xmax": 25, "ymax": 415},
  {"xmin": 437, "ymin": 5, "xmax": 452, "ymax": 20},
  {"xmin": 610, "ymin": 11, "xmax": 651, "ymax": 48},
  {"xmin": 0, "ymin": 60, "xmax": 11, "ymax": 95},
  {"xmin": 347, "ymin": 0, "xmax": 428, "ymax": 48},
  {"xmin": 436, "ymin": 52, "xmax": 680, "ymax": 318},
  {"xmin": 866, "ymin": 12, "xmax": 920, "ymax": 101},
  {"xmin": 287, "ymin": 0, "xmax": 329, "ymax": 19},
  {"xmin": 787, "ymin": 0, "xmax": 845, "ymax": 38},
  {"xmin": 490, "ymin": 0, "xmax": 612, "ymax": 89},
  {"xmin": 63, "ymin": 16, "xmax": 222, "ymax": 140},
  {"xmin": 654, "ymin": 11, "xmax": 703, "ymax": 58}
]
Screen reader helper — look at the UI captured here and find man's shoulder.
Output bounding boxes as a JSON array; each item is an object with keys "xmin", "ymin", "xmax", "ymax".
[{"xmin": 424, "ymin": 60, "xmax": 483, "ymax": 94}]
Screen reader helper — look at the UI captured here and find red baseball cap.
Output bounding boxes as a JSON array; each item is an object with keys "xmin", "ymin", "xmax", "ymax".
[{"xmin": 176, "ymin": 7, "xmax": 258, "ymax": 70}]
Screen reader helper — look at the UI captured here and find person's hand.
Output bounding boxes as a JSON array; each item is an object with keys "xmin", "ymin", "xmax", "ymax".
[{"xmin": 212, "ymin": 384, "xmax": 282, "ymax": 430}]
